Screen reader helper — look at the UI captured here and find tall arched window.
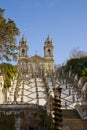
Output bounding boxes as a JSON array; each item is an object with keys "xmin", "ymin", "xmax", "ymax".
[
  {"xmin": 47, "ymin": 49, "xmax": 51, "ymax": 55},
  {"xmin": 22, "ymin": 49, "xmax": 25, "ymax": 55}
]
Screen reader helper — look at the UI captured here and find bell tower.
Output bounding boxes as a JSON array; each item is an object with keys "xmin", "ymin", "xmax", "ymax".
[
  {"xmin": 44, "ymin": 35, "xmax": 54, "ymax": 60},
  {"xmin": 44, "ymin": 35, "xmax": 54, "ymax": 72},
  {"xmin": 19, "ymin": 35, "xmax": 28, "ymax": 59},
  {"xmin": 18, "ymin": 35, "xmax": 29, "ymax": 76}
]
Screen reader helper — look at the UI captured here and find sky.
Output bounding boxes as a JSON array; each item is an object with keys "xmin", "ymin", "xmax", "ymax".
[{"xmin": 0, "ymin": 0, "xmax": 87, "ymax": 65}]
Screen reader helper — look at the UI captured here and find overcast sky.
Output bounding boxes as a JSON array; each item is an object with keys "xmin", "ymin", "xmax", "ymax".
[{"xmin": 1, "ymin": 0, "xmax": 87, "ymax": 65}]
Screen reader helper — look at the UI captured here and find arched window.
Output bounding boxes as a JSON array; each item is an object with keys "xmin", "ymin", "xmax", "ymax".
[
  {"xmin": 35, "ymin": 64, "xmax": 39, "ymax": 69},
  {"xmin": 47, "ymin": 49, "xmax": 51, "ymax": 55},
  {"xmin": 22, "ymin": 49, "xmax": 25, "ymax": 55}
]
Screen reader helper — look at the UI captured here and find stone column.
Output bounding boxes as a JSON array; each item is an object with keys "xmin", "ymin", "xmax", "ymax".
[{"xmin": 15, "ymin": 117, "xmax": 21, "ymax": 130}]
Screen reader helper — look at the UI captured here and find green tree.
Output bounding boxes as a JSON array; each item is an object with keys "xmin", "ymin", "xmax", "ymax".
[
  {"xmin": 66, "ymin": 56, "xmax": 87, "ymax": 77},
  {"xmin": 0, "ymin": 63, "xmax": 17, "ymax": 88},
  {"xmin": 0, "ymin": 8, "xmax": 20, "ymax": 62}
]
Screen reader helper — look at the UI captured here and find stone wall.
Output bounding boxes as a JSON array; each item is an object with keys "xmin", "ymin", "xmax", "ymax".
[{"xmin": 0, "ymin": 104, "xmax": 47, "ymax": 130}]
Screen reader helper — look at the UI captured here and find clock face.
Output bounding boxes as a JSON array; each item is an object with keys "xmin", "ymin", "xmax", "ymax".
[{"xmin": 22, "ymin": 49, "xmax": 25, "ymax": 55}]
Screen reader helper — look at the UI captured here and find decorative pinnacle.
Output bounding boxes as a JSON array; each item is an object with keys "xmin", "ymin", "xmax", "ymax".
[
  {"xmin": 47, "ymin": 35, "xmax": 51, "ymax": 42},
  {"xmin": 22, "ymin": 34, "xmax": 26, "ymax": 41},
  {"xmin": 35, "ymin": 50, "xmax": 37, "ymax": 55},
  {"xmin": 20, "ymin": 34, "xmax": 28, "ymax": 46}
]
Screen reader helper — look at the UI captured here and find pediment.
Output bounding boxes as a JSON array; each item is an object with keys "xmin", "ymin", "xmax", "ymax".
[{"xmin": 28, "ymin": 55, "xmax": 44, "ymax": 62}]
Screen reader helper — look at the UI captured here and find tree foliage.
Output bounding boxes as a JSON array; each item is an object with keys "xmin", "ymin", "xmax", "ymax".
[
  {"xmin": 0, "ymin": 8, "xmax": 20, "ymax": 62},
  {"xmin": 66, "ymin": 56, "xmax": 87, "ymax": 77},
  {"xmin": 0, "ymin": 63, "xmax": 17, "ymax": 88}
]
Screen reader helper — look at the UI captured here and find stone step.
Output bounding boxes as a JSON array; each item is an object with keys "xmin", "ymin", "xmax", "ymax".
[
  {"xmin": 62, "ymin": 109, "xmax": 81, "ymax": 119},
  {"xmin": 63, "ymin": 119, "xmax": 87, "ymax": 130},
  {"xmin": 63, "ymin": 109, "xmax": 87, "ymax": 130}
]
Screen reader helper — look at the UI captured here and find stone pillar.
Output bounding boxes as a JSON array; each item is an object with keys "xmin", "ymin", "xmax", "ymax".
[{"xmin": 15, "ymin": 117, "xmax": 21, "ymax": 130}]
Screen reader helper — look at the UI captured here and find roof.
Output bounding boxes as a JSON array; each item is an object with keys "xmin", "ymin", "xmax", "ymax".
[{"xmin": 28, "ymin": 55, "xmax": 45, "ymax": 62}]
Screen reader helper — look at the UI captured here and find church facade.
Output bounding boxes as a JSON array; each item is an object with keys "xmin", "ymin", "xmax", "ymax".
[
  {"xmin": 18, "ymin": 35, "xmax": 54, "ymax": 77},
  {"xmin": 5, "ymin": 35, "xmax": 55, "ymax": 105}
]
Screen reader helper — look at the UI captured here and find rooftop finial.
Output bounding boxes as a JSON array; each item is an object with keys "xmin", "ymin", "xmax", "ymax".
[
  {"xmin": 44, "ymin": 35, "xmax": 53, "ymax": 45},
  {"xmin": 35, "ymin": 50, "xmax": 37, "ymax": 55},
  {"xmin": 22, "ymin": 34, "xmax": 26, "ymax": 41},
  {"xmin": 47, "ymin": 35, "xmax": 51, "ymax": 42},
  {"xmin": 19, "ymin": 34, "xmax": 28, "ymax": 46},
  {"xmin": 47, "ymin": 35, "xmax": 50, "ymax": 40}
]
